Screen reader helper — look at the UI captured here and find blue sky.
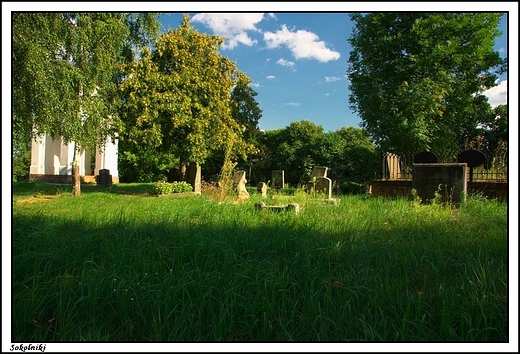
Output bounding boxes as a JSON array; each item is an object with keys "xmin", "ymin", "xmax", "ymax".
[
  {"xmin": 2, "ymin": 3, "xmax": 514, "ymax": 134},
  {"xmin": 157, "ymin": 10, "xmax": 510, "ymax": 132}
]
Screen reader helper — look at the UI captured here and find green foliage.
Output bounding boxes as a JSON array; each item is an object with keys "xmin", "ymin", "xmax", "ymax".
[
  {"xmin": 153, "ymin": 180, "xmax": 193, "ymax": 195},
  {"xmin": 340, "ymin": 181, "xmax": 366, "ymax": 195},
  {"xmin": 12, "ymin": 13, "xmax": 161, "ymax": 195},
  {"xmin": 252, "ymin": 122, "xmax": 379, "ymax": 185},
  {"xmin": 348, "ymin": 13, "xmax": 506, "ymax": 153},
  {"xmin": 119, "ymin": 14, "xmax": 256, "ymax": 180}
]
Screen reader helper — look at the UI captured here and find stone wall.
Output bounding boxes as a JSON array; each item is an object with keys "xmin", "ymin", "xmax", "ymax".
[{"xmin": 370, "ymin": 179, "xmax": 507, "ymax": 201}]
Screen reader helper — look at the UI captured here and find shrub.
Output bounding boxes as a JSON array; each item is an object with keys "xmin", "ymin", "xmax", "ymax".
[
  {"xmin": 153, "ymin": 181, "xmax": 193, "ymax": 195},
  {"xmin": 340, "ymin": 181, "xmax": 366, "ymax": 195}
]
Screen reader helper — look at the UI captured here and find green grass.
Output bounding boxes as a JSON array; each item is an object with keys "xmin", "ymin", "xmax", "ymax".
[{"xmin": 11, "ymin": 182, "xmax": 508, "ymax": 342}]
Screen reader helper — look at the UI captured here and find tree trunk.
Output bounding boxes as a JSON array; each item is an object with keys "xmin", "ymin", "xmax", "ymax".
[{"xmin": 72, "ymin": 144, "xmax": 81, "ymax": 196}]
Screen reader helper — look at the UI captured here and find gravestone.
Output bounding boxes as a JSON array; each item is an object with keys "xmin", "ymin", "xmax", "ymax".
[
  {"xmin": 310, "ymin": 166, "xmax": 328, "ymax": 179},
  {"xmin": 257, "ymin": 182, "xmax": 267, "ymax": 198},
  {"xmin": 457, "ymin": 150, "xmax": 486, "ymax": 182},
  {"xmin": 97, "ymin": 168, "xmax": 112, "ymax": 186},
  {"xmin": 412, "ymin": 163, "xmax": 467, "ymax": 204},
  {"xmin": 413, "ymin": 151, "xmax": 438, "ymax": 164},
  {"xmin": 271, "ymin": 170, "xmax": 285, "ymax": 189},
  {"xmin": 315, "ymin": 176, "xmax": 332, "ymax": 199},
  {"xmin": 306, "ymin": 166, "xmax": 328, "ymax": 193},
  {"xmin": 233, "ymin": 170, "xmax": 250, "ymax": 200},
  {"xmin": 186, "ymin": 162, "xmax": 201, "ymax": 194}
]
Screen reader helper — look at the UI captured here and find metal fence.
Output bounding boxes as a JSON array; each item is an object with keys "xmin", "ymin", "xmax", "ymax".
[{"xmin": 381, "ymin": 145, "xmax": 507, "ymax": 181}]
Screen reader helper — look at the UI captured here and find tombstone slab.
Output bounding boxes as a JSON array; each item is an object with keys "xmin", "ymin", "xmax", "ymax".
[
  {"xmin": 186, "ymin": 162, "xmax": 201, "ymax": 194},
  {"xmin": 271, "ymin": 170, "xmax": 285, "ymax": 189}
]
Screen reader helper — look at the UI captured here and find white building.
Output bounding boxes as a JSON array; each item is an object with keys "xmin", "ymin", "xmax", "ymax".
[{"xmin": 29, "ymin": 134, "xmax": 119, "ymax": 184}]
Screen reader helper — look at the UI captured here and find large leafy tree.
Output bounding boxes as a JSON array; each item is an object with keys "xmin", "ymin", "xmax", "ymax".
[
  {"xmin": 347, "ymin": 13, "xmax": 506, "ymax": 153},
  {"xmin": 119, "ymin": 15, "xmax": 255, "ymax": 180},
  {"xmin": 13, "ymin": 13, "xmax": 159, "ymax": 195}
]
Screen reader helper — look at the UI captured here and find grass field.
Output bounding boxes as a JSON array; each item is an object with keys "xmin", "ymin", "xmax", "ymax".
[{"xmin": 11, "ymin": 181, "xmax": 508, "ymax": 343}]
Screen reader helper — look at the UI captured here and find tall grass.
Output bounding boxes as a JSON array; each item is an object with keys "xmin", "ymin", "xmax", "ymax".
[{"xmin": 11, "ymin": 182, "xmax": 508, "ymax": 342}]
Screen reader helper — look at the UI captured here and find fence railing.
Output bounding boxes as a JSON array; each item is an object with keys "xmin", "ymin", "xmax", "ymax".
[{"xmin": 381, "ymin": 146, "xmax": 507, "ymax": 181}]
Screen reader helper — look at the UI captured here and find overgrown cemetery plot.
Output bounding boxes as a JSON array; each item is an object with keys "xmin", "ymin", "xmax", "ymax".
[{"xmin": 12, "ymin": 182, "xmax": 508, "ymax": 342}]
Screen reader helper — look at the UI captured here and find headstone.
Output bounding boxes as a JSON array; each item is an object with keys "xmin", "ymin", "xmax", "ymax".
[
  {"xmin": 306, "ymin": 166, "xmax": 328, "ymax": 193},
  {"xmin": 413, "ymin": 151, "xmax": 438, "ymax": 164},
  {"xmin": 412, "ymin": 163, "xmax": 467, "ymax": 204},
  {"xmin": 97, "ymin": 168, "xmax": 112, "ymax": 186},
  {"xmin": 233, "ymin": 170, "xmax": 250, "ymax": 200},
  {"xmin": 257, "ymin": 182, "xmax": 267, "ymax": 198},
  {"xmin": 310, "ymin": 166, "xmax": 328, "ymax": 179},
  {"xmin": 457, "ymin": 150, "xmax": 486, "ymax": 182},
  {"xmin": 315, "ymin": 176, "xmax": 332, "ymax": 199},
  {"xmin": 271, "ymin": 170, "xmax": 285, "ymax": 189},
  {"xmin": 186, "ymin": 162, "xmax": 201, "ymax": 194}
]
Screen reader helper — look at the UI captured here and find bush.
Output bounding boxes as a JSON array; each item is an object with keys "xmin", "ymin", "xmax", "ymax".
[
  {"xmin": 154, "ymin": 181, "xmax": 193, "ymax": 195},
  {"xmin": 340, "ymin": 181, "xmax": 366, "ymax": 195}
]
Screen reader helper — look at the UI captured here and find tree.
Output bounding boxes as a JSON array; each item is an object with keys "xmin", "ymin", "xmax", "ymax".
[
  {"xmin": 119, "ymin": 15, "xmax": 255, "ymax": 181},
  {"xmin": 202, "ymin": 72, "xmax": 263, "ymax": 181},
  {"xmin": 230, "ymin": 72, "xmax": 263, "ymax": 143},
  {"xmin": 347, "ymin": 13, "xmax": 506, "ymax": 153},
  {"xmin": 12, "ymin": 13, "xmax": 159, "ymax": 195}
]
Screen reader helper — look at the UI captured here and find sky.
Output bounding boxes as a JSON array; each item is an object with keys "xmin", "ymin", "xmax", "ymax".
[
  {"xmin": 158, "ymin": 10, "xmax": 510, "ymax": 132},
  {"xmin": 2, "ymin": 3, "xmax": 518, "ymax": 353}
]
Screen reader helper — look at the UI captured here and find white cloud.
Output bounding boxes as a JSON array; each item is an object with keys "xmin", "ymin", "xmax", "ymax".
[
  {"xmin": 191, "ymin": 13, "xmax": 265, "ymax": 49},
  {"xmin": 263, "ymin": 24, "xmax": 340, "ymax": 62},
  {"xmin": 482, "ymin": 80, "xmax": 508, "ymax": 107},
  {"xmin": 325, "ymin": 76, "xmax": 342, "ymax": 83},
  {"xmin": 286, "ymin": 102, "xmax": 301, "ymax": 106},
  {"xmin": 250, "ymin": 82, "xmax": 260, "ymax": 88},
  {"xmin": 276, "ymin": 58, "xmax": 295, "ymax": 69},
  {"xmin": 266, "ymin": 75, "xmax": 276, "ymax": 80}
]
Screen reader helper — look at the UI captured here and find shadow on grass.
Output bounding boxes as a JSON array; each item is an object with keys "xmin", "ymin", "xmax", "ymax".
[{"xmin": 11, "ymin": 203, "xmax": 508, "ymax": 342}]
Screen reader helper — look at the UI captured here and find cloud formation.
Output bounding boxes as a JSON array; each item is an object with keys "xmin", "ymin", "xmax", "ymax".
[
  {"xmin": 482, "ymin": 80, "xmax": 508, "ymax": 107},
  {"xmin": 266, "ymin": 75, "xmax": 276, "ymax": 80},
  {"xmin": 325, "ymin": 76, "xmax": 342, "ymax": 82},
  {"xmin": 276, "ymin": 58, "xmax": 295, "ymax": 69},
  {"xmin": 263, "ymin": 25, "xmax": 340, "ymax": 62},
  {"xmin": 191, "ymin": 13, "xmax": 265, "ymax": 49},
  {"xmin": 285, "ymin": 102, "xmax": 301, "ymax": 106}
]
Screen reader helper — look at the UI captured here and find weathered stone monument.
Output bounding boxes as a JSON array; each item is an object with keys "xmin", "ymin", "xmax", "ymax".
[
  {"xmin": 254, "ymin": 201, "xmax": 300, "ymax": 215},
  {"xmin": 412, "ymin": 163, "xmax": 467, "ymax": 204},
  {"xmin": 96, "ymin": 169, "xmax": 112, "ymax": 186},
  {"xmin": 413, "ymin": 151, "xmax": 438, "ymax": 164},
  {"xmin": 233, "ymin": 170, "xmax": 250, "ymax": 200},
  {"xmin": 305, "ymin": 166, "xmax": 328, "ymax": 193},
  {"xmin": 315, "ymin": 176, "xmax": 332, "ymax": 199},
  {"xmin": 457, "ymin": 150, "xmax": 486, "ymax": 182},
  {"xmin": 186, "ymin": 162, "xmax": 201, "ymax": 194},
  {"xmin": 257, "ymin": 182, "xmax": 267, "ymax": 198},
  {"xmin": 271, "ymin": 170, "xmax": 285, "ymax": 189}
]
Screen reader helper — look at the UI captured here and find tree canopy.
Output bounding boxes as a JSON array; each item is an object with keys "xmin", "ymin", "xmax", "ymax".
[
  {"xmin": 119, "ymin": 15, "xmax": 256, "ymax": 180},
  {"xmin": 347, "ymin": 13, "xmax": 506, "ymax": 153},
  {"xmin": 12, "ymin": 13, "xmax": 161, "ymax": 194}
]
